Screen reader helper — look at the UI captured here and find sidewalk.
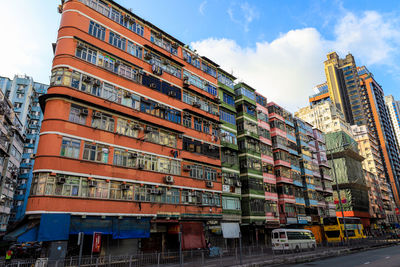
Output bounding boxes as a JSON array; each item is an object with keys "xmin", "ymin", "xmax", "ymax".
[{"xmin": 4, "ymin": 238, "xmax": 400, "ymax": 267}]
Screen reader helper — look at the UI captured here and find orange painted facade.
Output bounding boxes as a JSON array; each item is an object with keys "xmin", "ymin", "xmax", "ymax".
[
  {"xmin": 361, "ymin": 75, "xmax": 400, "ymax": 206},
  {"xmin": 27, "ymin": 0, "xmax": 223, "ymax": 223}
]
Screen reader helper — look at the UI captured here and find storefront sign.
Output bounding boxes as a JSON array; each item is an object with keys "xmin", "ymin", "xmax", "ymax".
[
  {"xmin": 92, "ymin": 232, "xmax": 101, "ymax": 253},
  {"xmin": 286, "ymin": 217, "xmax": 298, "ymax": 224},
  {"xmin": 297, "ymin": 216, "xmax": 308, "ymax": 224}
]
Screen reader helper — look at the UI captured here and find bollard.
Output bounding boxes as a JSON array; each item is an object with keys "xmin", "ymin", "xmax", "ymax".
[
  {"xmin": 235, "ymin": 247, "xmax": 238, "ymax": 260},
  {"xmin": 129, "ymin": 255, "xmax": 132, "ymax": 267},
  {"xmin": 201, "ymin": 251, "xmax": 205, "ymax": 266}
]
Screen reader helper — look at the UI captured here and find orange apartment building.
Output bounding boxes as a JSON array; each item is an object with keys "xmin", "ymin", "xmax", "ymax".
[{"xmin": 23, "ymin": 0, "xmax": 224, "ymax": 254}]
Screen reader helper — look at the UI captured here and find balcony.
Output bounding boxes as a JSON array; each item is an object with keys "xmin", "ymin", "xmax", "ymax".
[
  {"xmin": 274, "ymin": 159, "xmax": 291, "ymax": 168},
  {"xmin": 293, "ymin": 179, "xmax": 303, "ymax": 187},
  {"xmin": 277, "ymin": 194, "xmax": 295, "ymax": 203},
  {"xmin": 314, "ymin": 183, "xmax": 323, "ymax": 191},
  {"xmin": 17, "ymin": 183, "xmax": 27, "ymax": 190},
  {"xmin": 276, "ymin": 176, "xmax": 293, "ymax": 184},
  {"xmin": 14, "ymin": 194, "xmax": 24, "ymax": 201},
  {"xmin": 265, "ymin": 192, "xmax": 278, "ymax": 200},
  {"xmin": 295, "ymin": 197, "xmax": 305, "ymax": 205},
  {"xmin": 18, "ymin": 173, "xmax": 29, "ymax": 179},
  {"xmin": 307, "ymin": 199, "xmax": 318, "ymax": 206},
  {"xmin": 270, "ymin": 127, "xmax": 286, "ymax": 138},
  {"xmin": 20, "ymin": 162, "xmax": 33, "ymax": 169},
  {"xmin": 323, "ymin": 186, "xmax": 333, "ymax": 194}
]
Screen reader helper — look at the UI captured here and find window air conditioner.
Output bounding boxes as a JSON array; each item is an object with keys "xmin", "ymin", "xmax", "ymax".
[
  {"xmin": 88, "ymin": 180, "xmax": 97, "ymax": 187},
  {"xmin": 165, "ymin": 175, "xmax": 174, "ymax": 184},
  {"xmin": 80, "ymin": 109, "xmax": 89, "ymax": 116},
  {"xmin": 121, "ymin": 184, "xmax": 130, "ymax": 190},
  {"xmin": 57, "ymin": 176, "xmax": 66, "ymax": 184}
]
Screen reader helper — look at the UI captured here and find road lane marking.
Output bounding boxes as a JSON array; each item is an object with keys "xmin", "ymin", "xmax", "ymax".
[
  {"xmin": 385, "ymin": 256, "xmax": 390, "ymax": 259},
  {"xmin": 364, "ymin": 262, "xmax": 370, "ymax": 265}
]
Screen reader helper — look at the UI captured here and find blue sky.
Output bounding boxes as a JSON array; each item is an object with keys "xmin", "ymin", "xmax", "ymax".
[{"xmin": 1, "ymin": 0, "xmax": 400, "ymax": 111}]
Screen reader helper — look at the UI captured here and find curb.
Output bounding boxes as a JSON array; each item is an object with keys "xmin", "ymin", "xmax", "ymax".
[{"xmin": 231, "ymin": 242, "xmax": 400, "ymax": 267}]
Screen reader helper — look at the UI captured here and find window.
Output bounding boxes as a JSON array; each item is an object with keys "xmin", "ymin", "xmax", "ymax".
[
  {"xmin": 76, "ymin": 44, "xmax": 97, "ymax": 65},
  {"xmin": 220, "ymin": 109, "xmax": 236, "ymax": 125},
  {"xmin": 82, "ymin": 142, "xmax": 109, "ymax": 163},
  {"xmin": 217, "ymin": 72, "xmax": 234, "ymax": 89},
  {"xmin": 127, "ymin": 41, "xmax": 142, "ymax": 59},
  {"xmin": 150, "ymin": 31, "xmax": 178, "ymax": 56},
  {"xmin": 194, "ymin": 118, "xmax": 202, "ymax": 131},
  {"xmin": 204, "ymin": 167, "xmax": 217, "ymax": 181},
  {"xmin": 201, "ymin": 62, "xmax": 217, "ymax": 77},
  {"xmin": 203, "ymin": 122, "xmax": 210, "ymax": 134},
  {"xmin": 190, "ymin": 165, "xmax": 204, "ymax": 179},
  {"xmin": 144, "ymin": 50, "xmax": 182, "ymax": 79},
  {"xmin": 183, "ymin": 114, "xmax": 192, "ymax": 128},
  {"xmin": 183, "ymin": 50, "xmax": 201, "ymax": 69},
  {"xmin": 60, "ymin": 137, "xmax": 81, "ymax": 159},
  {"xmin": 116, "ymin": 118, "xmax": 140, "ymax": 138},
  {"xmin": 113, "ymin": 148, "xmax": 138, "ymax": 168},
  {"xmin": 88, "ymin": 21, "xmax": 105, "ymax": 40},
  {"xmin": 235, "ymin": 87, "xmax": 255, "ymax": 100},
  {"xmin": 69, "ymin": 104, "xmax": 87, "ymax": 125},
  {"xmin": 223, "ymin": 92, "xmax": 235, "ymax": 106},
  {"xmin": 92, "ymin": 112, "xmax": 115, "ymax": 132},
  {"xmin": 109, "ymin": 31, "xmax": 126, "ymax": 50},
  {"xmin": 222, "ymin": 197, "xmax": 241, "ymax": 210},
  {"xmin": 220, "ymin": 130, "xmax": 237, "ymax": 145}
]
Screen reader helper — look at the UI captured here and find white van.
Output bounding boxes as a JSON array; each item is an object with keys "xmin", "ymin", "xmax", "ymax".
[{"xmin": 272, "ymin": 229, "xmax": 316, "ymax": 252}]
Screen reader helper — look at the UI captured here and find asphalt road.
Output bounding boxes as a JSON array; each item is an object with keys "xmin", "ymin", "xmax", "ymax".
[{"xmin": 290, "ymin": 245, "xmax": 400, "ymax": 267}]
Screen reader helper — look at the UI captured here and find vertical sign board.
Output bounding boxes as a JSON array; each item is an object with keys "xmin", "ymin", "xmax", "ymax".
[
  {"xmin": 221, "ymin": 223, "xmax": 240, "ymax": 238},
  {"xmin": 92, "ymin": 232, "xmax": 102, "ymax": 253}
]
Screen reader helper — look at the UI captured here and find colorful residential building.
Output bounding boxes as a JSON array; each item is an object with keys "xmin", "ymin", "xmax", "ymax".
[
  {"xmin": 256, "ymin": 93, "xmax": 279, "ymax": 233},
  {"xmin": 294, "ymin": 118, "xmax": 319, "ymax": 224},
  {"xmin": 217, "ymin": 68, "xmax": 242, "ymax": 225},
  {"xmin": 0, "ymin": 75, "xmax": 49, "ymax": 222},
  {"xmin": 357, "ymin": 66, "xmax": 400, "ymax": 207},
  {"xmin": 385, "ymin": 95, "xmax": 400, "ymax": 149},
  {"xmin": 351, "ymin": 124, "xmax": 397, "ymax": 227},
  {"xmin": 267, "ymin": 102, "xmax": 297, "ymax": 226},
  {"xmin": 23, "ymin": 0, "xmax": 224, "ymax": 254},
  {"xmin": 234, "ymin": 82, "xmax": 264, "ymax": 244},
  {"xmin": 0, "ymin": 90, "xmax": 24, "ymax": 232}
]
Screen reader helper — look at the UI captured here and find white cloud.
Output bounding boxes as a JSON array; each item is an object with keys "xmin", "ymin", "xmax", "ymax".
[
  {"xmin": 199, "ymin": 1, "xmax": 207, "ymax": 15},
  {"xmin": 227, "ymin": 2, "xmax": 259, "ymax": 32},
  {"xmin": 333, "ymin": 11, "xmax": 400, "ymax": 66},
  {"xmin": 192, "ymin": 10, "xmax": 400, "ymax": 112}
]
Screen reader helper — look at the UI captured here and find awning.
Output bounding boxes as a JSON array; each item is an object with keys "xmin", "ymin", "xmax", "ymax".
[
  {"xmin": 70, "ymin": 217, "xmax": 151, "ymax": 239},
  {"xmin": 4, "ymin": 222, "xmax": 39, "ymax": 243},
  {"xmin": 38, "ymin": 213, "xmax": 71, "ymax": 242},
  {"xmin": 181, "ymin": 222, "xmax": 206, "ymax": 250}
]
